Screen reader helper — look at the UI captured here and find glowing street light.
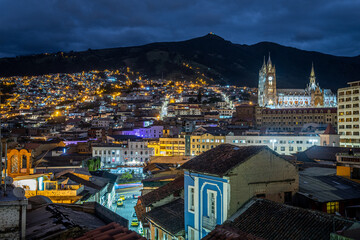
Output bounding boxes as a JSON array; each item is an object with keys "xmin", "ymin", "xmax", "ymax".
[{"xmin": 270, "ymin": 139, "xmax": 277, "ymax": 150}]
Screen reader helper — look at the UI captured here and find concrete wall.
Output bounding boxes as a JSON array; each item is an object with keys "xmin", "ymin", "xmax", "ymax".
[
  {"xmin": 0, "ymin": 199, "xmax": 27, "ymax": 240},
  {"xmin": 0, "ymin": 205, "xmax": 20, "ymax": 239},
  {"xmin": 227, "ymin": 149, "xmax": 299, "ymax": 217}
]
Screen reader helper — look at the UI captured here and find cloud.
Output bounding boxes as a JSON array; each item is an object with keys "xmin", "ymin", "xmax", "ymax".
[{"xmin": 0, "ymin": 0, "xmax": 359, "ymax": 57}]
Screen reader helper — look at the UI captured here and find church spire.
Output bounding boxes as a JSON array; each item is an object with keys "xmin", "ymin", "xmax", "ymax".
[
  {"xmin": 261, "ymin": 56, "xmax": 266, "ymax": 72},
  {"xmin": 309, "ymin": 62, "xmax": 316, "ymax": 85},
  {"xmin": 267, "ymin": 52, "xmax": 272, "ymax": 70}
]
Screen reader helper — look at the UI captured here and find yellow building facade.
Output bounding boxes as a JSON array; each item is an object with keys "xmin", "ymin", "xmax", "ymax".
[
  {"xmin": 190, "ymin": 133, "xmax": 225, "ymax": 156},
  {"xmin": 14, "ymin": 173, "xmax": 84, "ymax": 204},
  {"xmin": 336, "ymin": 152, "xmax": 360, "ymax": 183},
  {"xmin": 148, "ymin": 137, "xmax": 185, "ymax": 156}
]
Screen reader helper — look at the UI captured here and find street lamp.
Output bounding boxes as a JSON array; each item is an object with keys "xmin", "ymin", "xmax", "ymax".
[{"xmin": 270, "ymin": 139, "xmax": 277, "ymax": 150}]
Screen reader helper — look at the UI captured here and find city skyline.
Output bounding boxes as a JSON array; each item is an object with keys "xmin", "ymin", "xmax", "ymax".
[{"xmin": 2, "ymin": 1, "xmax": 360, "ymax": 239}]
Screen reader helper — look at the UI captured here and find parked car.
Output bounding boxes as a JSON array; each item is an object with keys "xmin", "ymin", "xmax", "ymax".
[
  {"xmin": 131, "ymin": 219, "xmax": 139, "ymax": 227},
  {"xmin": 117, "ymin": 199, "xmax": 124, "ymax": 207}
]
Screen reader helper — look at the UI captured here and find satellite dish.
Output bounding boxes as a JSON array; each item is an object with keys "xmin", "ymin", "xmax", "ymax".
[
  {"xmin": 13, "ymin": 187, "xmax": 25, "ymax": 198},
  {"xmin": 5, "ymin": 176, "xmax": 13, "ymax": 185}
]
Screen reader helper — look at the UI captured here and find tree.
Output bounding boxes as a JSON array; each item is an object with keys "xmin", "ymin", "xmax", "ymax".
[
  {"xmin": 120, "ymin": 172, "xmax": 133, "ymax": 181},
  {"xmin": 87, "ymin": 157, "xmax": 101, "ymax": 171}
]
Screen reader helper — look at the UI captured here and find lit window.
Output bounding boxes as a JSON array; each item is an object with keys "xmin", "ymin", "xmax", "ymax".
[{"xmin": 326, "ymin": 202, "xmax": 339, "ymax": 214}]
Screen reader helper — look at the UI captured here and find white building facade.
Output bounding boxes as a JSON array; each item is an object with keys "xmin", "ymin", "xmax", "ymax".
[
  {"xmin": 92, "ymin": 141, "xmax": 154, "ymax": 167},
  {"xmin": 226, "ymin": 135, "xmax": 320, "ymax": 155},
  {"xmin": 338, "ymin": 81, "xmax": 360, "ymax": 148}
]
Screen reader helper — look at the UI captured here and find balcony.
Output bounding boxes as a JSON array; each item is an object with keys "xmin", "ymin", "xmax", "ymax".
[{"xmin": 202, "ymin": 216, "xmax": 217, "ymax": 230}]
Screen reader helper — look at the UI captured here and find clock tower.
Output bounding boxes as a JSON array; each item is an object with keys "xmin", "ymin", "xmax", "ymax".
[{"xmin": 263, "ymin": 54, "xmax": 277, "ymax": 107}]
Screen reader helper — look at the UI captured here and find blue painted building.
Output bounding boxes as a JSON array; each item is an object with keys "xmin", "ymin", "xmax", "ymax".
[
  {"xmin": 182, "ymin": 144, "xmax": 299, "ymax": 240},
  {"xmin": 184, "ymin": 171, "xmax": 230, "ymax": 240}
]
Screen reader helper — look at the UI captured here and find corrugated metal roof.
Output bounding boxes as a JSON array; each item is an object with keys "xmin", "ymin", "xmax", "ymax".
[{"xmin": 299, "ymin": 175, "xmax": 360, "ymax": 202}]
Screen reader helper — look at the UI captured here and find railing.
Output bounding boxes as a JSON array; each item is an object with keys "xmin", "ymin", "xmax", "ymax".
[
  {"xmin": 202, "ymin": 216, "xmax": 217, "ymax": 230},
  {"xmin": 25, "ymin": 185, "xmax": 84, "ymax": 197}
]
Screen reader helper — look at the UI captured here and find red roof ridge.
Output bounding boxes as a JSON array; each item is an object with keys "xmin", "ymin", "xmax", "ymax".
[
  {"xmin": 323, "ymin": 123, "xmax": 337, "ymax": 135},
  {"xmin": 71, "ymin": 222, "xmax": 145, "ymax": 240}
]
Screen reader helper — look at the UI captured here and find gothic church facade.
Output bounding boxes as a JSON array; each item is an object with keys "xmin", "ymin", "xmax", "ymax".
[{"xmin": 258, "ymin": 55, "xmax": 337, "ymax": 108}]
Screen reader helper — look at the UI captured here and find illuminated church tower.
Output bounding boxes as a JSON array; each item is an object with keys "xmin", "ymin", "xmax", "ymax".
[
  {"xmin": 257, "ymin": 57, "xmax": 336, "ymax": 109},
  {"xmin": 258, "ymin": 54, "xmax": 277, "ymax": 107},
  {"xmin": 307, "ymin": 63, "xmax": 324, "ymax": 106}
]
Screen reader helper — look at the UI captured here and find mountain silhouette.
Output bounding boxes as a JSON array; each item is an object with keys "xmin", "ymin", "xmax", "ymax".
[{"xmin": 1, "ymin": 33, "xmax": 359, "ymax": 90}]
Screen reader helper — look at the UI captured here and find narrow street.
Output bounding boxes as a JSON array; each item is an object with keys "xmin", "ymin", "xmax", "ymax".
[{"xmin": 113, "ymin": 186, "xmax": 142, "ymax": 233}]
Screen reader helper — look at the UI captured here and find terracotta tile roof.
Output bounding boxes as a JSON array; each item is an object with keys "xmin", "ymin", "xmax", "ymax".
[
  {"xmin": 323, "ymin": 123, "xmax": 337, "ymax": 135},
  {"xmin": 203, "ymin": 225, "xmax": 265, "ymax": 240},
  {"xmin": 139, "ymin": 175, "xmax": 184, "ymax": 207},
  {"xmin": 63, "ymin": 172, "xmax": 103, "ymax": 190},
  {"xmin": 181, "ymin": 144, "xmax": 268, "ymax": 176},
  {"xmin": 144, "ymin": 198, "xmax": 184, "ymax": 236},
  {"xmin": 219, "ymin": 199, "xmax": 356, "ymax": 240},
  {"xmin": 141, "ymin": 174, "xmax": 177, "ymax": 182},
  {"xmin": 71, "ymin": 222, "xmax": 145, "ymax": 240}
]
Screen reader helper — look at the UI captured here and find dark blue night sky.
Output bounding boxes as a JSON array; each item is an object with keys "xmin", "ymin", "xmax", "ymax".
[{"xmin": 1, "ymin": 0, "xmax": 359, "ymax": 57}]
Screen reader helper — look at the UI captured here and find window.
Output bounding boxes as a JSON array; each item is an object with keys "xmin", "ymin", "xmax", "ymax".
[
  {"xmin": 284, "ymin": 192, "xmax": 292, "ymax": 203},
  {"xmin": 326, "ymin": 202, "xmax": 339, "ymax": 214},
  {"xmin": 188, "ymin": 227, "xmax": 195, "ymax": 240},
  {"xmin": 207, "ymin": 190, "xmax": 217, "ymax": 219},
  {"xmin": 188, "ymin": 186, "xmax": 195, "ymax": 212},
  {"xmin": 155, "ymin": 227, "xmax": 159, "ymax": 240},
  {"xmin": 281, "ymin": 147, "xmax": 285, "ymax": 151}
]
